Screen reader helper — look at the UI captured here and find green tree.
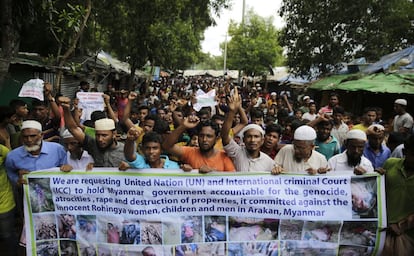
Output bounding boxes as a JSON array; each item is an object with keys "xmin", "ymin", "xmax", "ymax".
[
  {"xmin": 95, "ymin": 0, "xmax": 230, "ymax": 87},
  {"xmin": 280, "ymin": 0, "xmax": 414, "ymax": 77},
  {"xmin": 43, "ymin": 0, "xmax": 92, "ymax": 91},
  {"xmin": 0, "ymin": 0, "xmax": 35, "ymax": 87},
  {"xmin": 224, "ymin": 9, "xmax": 283, "ymax": 77}
]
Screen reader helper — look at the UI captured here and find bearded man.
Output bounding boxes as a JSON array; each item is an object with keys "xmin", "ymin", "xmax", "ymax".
[
  {"xmin": 328, "ymin": 129, "xmax": 374, "ymax": 175},
  {"xmin": 6, "ymin": 120, "xmax": 69, "ymax": 185},
  {"xmin": 60, "ymin": 96, "xmax": 125, "ymax": 168},
  {"xmin": 272, "ymin": 125, "xmax": 328, "ymax": 175}
]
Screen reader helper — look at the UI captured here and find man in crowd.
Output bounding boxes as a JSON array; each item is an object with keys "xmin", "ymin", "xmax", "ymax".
[
  {"xmin": 318, "ymin": 92, "xmax": 340, "ymax": 116},
  {"xmin": 61, "ymin": 129, "xmax": 94, "ymax": 171},
  {"xmin": 352, "ymin": 107, "xmax": 377, "ymax": 132},
  {"xmin": 392, "ymin": 99, "xmax": 413, "ymax": 136},
  {"xmin": 314, "ymin": 119, "xmax": 340, "ymax": 160},
  {"xmin": 272, "ymin": 125, "xmax": 328, "ymax": 175},
  {"xmin": 328, "ymin": 129, "xmax": 374, "ymax": 174},
  {"xmin": 331, "ymin": 106, "xmax": 349, "ymax": 148},
  {"xmin": 221, "ymin": 88, "xmax": 276, "ymax": 172},
  {"xmin": 260, "ymin": 124, "xmax": 284, "ymax": 159},
  {"xmin": 5, "ymin": 120, "xmax": 70, "ymax": 253},
  {"xmin": 7, "ymin": 99, "xmax": 29, "ymax": 149},
  {"xmin": 124, "ymin": 129, "xmax": 179, "ymax": 169},
  {"xmin": 363, "ymin": 124, "xmax": 391, "ymax": 169},
  {"xmin": 382, "ymin": 135, "xmax": 414, "ymax": 255},
  {"xmin": 6, "ymin": 120, "xmax": 69, "ymax": 185},
  {"xmin": 162, "ymin": 115, "xmax": 235, "ymax": 173},
  {"xmin": 60, "ymin": 96, "xmax": 125, "ymax": 167}
]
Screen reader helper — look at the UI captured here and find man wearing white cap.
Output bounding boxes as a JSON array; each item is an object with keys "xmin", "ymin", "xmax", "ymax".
[
  {"xmin": 363, "ymin": 124, "xmax": 391, "ymax": 169},
  {"xmin": 328, "ymin": 130, "xmax": 374, "ymax": 174},
  {"xmin": 272, "ymin": 125, "xmax": 328, "ymax": 175},
  {"xmin": 5, "ymin": 120, "xmax": 69, "ymax": 185},
  {"xmin": 60, "ymin": 97, "xmax": 125, "ymax": 167},
  {"xmin": 221, "ymin": 90, "xmax": 276, "ymax": 172},
  {"xmin": 393, "ymin": 99, "xmax": 413, "ymax": 135},
  {"xmin": 61, "ymin": 129, "xmax": 94, "ymax": 170},
  {"xmin": 5, "ymin": 120, "xmax": 69, "ymax": 252}
]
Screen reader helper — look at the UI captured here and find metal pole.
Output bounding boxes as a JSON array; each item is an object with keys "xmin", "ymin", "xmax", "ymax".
[{"xmin": 223, "ymin": 33, "xmax": 228, "ymax": 75}]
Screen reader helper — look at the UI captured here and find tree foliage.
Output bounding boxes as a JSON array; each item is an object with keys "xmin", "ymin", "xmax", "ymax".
[
  {"xmin": 95, "ymin": 0, "xmax": 230, "ymax": 79},
  {"xmin": 224, "ymin": 9, "xmax": 283, "ymax": 76},
  {"xmin": 280, "ymin": 0, "xmax": 414, "ymax": 77},
  {"xmin": 2, "ymin": 0, "xmax": 230, "ymax": 88}
]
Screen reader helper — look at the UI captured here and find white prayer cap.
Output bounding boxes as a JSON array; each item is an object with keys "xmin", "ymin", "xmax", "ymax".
[
  {"xmin": 95, "ymin": 118, "xmax": 115, "ymax": 131},
  {"xmin": 61, "ymin": 129, "xmax": 74, "ymax": 139},
  {"xmin": 240, "ymin": 124, "xmax": 265, "ymax": 138},
  {"xmin": 271, "ymin": 92, "xmax": 277, "ymax": 96},
  {"xmin": 394, "ymin": 99, "xmax": 407, "ymax": 106},
  {"xmin": 346, "ymin": 129, "xmax": 367, "ymax": 141},
  {"xmin": 303, "ymin": 95, "xmax": 310, "ymax": 101},
  {"xmin": 294, "ymin": 125, "xmax": 316, "ymax": 140},
  {"xmin": 21, "ymin": 120, "xmax": 42, "ymax": 132},
  {"xmin": 366, "ymin": 124, "xmax": 385, "ymax": 136}
]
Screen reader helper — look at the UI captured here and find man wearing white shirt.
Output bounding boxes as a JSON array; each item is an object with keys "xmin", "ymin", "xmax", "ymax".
[
  {"xmin": 328, "ymin": 129, "xmax": 374, "ymax": 175},
  {"xmin": 272, "ymin": 125, "xmax": 328, "ymax": 175}
]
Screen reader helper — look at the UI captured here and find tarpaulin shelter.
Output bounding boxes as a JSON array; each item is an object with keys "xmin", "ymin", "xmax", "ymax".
[{"xmin": 308, "ymin": 46, "xmax": 414, "ymax": 117}]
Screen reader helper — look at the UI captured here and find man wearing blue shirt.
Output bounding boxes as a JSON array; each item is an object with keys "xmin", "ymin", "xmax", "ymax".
[
  {"xmin": 5, "ymin": 120, "xmax": 69, "ymax": 185},
  {"xmin": 124, "ymin": 128, "xmax": 179, "ymax": 169},
  {"xmin": 363, "ymin": 124, "xmax": 391, "ymax": 169}
]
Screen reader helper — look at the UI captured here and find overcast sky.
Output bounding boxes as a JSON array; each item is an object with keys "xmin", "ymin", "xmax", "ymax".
[{"xmin": 201, "ymin": 0, "xmax": 284, "ymax": 56}]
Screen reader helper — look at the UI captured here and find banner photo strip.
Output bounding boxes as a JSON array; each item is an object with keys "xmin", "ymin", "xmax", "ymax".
[{"xmin": 23, "ymin": 170, "xmax": 386, "ymax": 256}]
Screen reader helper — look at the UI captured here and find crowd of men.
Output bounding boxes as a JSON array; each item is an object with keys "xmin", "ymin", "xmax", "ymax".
[{"xmin": 0, "ymin": 77, "xmax": 413, "ymax": 255}]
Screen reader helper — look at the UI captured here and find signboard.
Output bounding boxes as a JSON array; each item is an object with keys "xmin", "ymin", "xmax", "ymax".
[
  {"xmin": 76, "ymin": 92, "xmax": 105, "ymax": 122},
  {"xmin": 23, "ymin": 169, "xmax": 386, "ymax": 255}
]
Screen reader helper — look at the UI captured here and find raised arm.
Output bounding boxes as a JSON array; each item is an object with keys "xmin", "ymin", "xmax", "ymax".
[
  {"xmin": 59, "ymin": 96, "xmax": 86, "ymax": 144},
  {"xmin": 124, "ymin": 127, "xmax": 143, "ymax": 161},
  {"xmin": 103, "ymin": 93, "xmax": 118, "ymax": 123},
  {"xmin": 122, "ymin": 92, "xmax": 137, "ymax": 130},
  {"xmin": 162, "ymin": 115, "xmax": 200, "ymax": 158},
  {"xmin": 222, "ymin": 87, "xmax": 243, "ymax": 146},
  {"xmin": 44, "ymin": 82, "xmax": 61, "ymax": 120},
  {"xmin": 232, "ymin": 104, "xmax": 248, "ymax": 136}
]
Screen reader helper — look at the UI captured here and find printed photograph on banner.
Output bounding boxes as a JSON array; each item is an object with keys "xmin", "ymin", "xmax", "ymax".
[
  {"xmin": 181, "ymin": 216, "xmax": 203, "ymax": 243},
  {"xmin": 59, "ymin": 240, "xmax": 78, "ymax": 255},
  {"xmin": 58, "ymin": 213, "xmax": 76, "ymax": 239},
  {"xmin": 302, "ymin": 221, "xmax": 341, "ymax": 243},
  {"xmin": 351, "ymin": 177, "xmax": 378, "ymax": 219},
  {"xmin": 228, "ymin": 242, "xmax": 278, "ymax": 256},
  {"xmin": 110, "ymin": 245, "xmax": 127, "ymax": 256},
  {"xmin": 33, "ymin": 213, "xmax": 57, "ymax": 241},
  {"xmin": 36, "ymin": 240, "xmax": 58, "ymax": 256},
  {"xmin": 124, "ymin": 245, "xmax": 166, "ymax": 256},
  {"xmin": 79, "ymin": 241, "xmax": 96, "ymax": 256},
  {"xmin": 162, "ymin": 221, "xmax": 181, "ymax": 244},
  {"xmin": 29, "ymin": 178, "xmax": 54, "ymax": 213},
  {"xmin": 77, "ymin": 215, "xmax": 97, "ymax": 243},
  {"xmin": 279, "ymin": 219, "xmax": 305, "ymax": 240},
  {"xmin": 194, "ymin": 242, "xmax": 226, "ymax": 255},
  {"xmin": 141, "ymin": 221, "xmax": 162, "ymax": 244},
  {"xmin": 175, "ymin": 243, "xmax": 199, "ymax": 256},
  {"xmin": 119, "ymin": 219, "xmax": 140, "ymax": 244},
  {"xmin": 97, "ymin": 216, "xmax": 123, "ymax": 244},
  {"xmin": 228, "ymin": 217, "xmax": 279, "ymax": 241},
  {"xmin": 204, "ymin": 216, "xmax": 226, "ymax": 242},
  {"xmin": 340, "ymin": 221, "xmax": 377, "ymax": 247},
  {"xmin": 280, "ymin": 240, "xmax": 337, "ymax": 255},
  {"xmin": 338, "ymin": 245, "xmax": 374, "ymax": 255},
  {"xmin": 96, "ymin": 243, "xmax": 111, "ymax": 256}
]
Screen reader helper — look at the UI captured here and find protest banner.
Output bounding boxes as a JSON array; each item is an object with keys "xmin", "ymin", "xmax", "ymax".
[
  {"xmin": 18, "ymin": 79, "xmax": 45, "ymax": 101},
  {"xmin": 23, "ymin": 169, "xmax": 386, "ymax": 256},
  {"xmin": 76, "ymin": 92, "xmax": 105, "ymax": 122}
]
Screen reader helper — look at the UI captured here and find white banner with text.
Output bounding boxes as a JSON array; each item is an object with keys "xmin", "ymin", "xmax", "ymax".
[{"xmin": 23, "ymin": 169, "xmax": 386, "ymax": 256}]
